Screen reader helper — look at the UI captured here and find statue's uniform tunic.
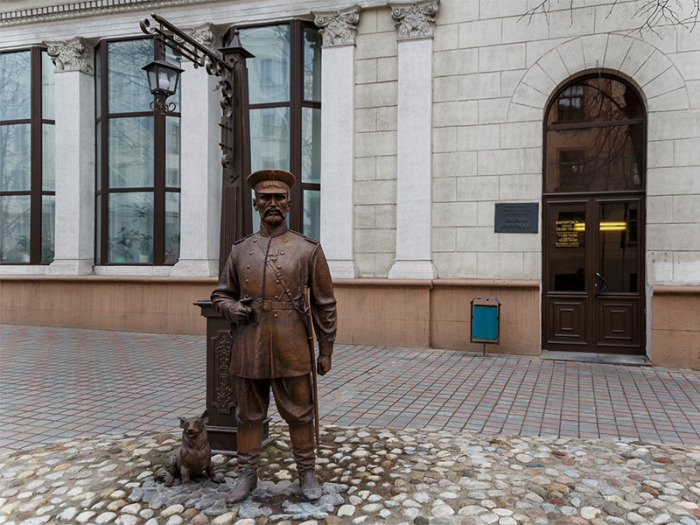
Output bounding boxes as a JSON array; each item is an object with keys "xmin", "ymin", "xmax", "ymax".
[{"xmin": 211, "ymin": 224, "xmax": 337, "ymax": 426}]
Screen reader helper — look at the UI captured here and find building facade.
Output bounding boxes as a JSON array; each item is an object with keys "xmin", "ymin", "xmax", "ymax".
[{"xmin": 1, "ymin": 0, "xmax": 698, "ymax": 369}]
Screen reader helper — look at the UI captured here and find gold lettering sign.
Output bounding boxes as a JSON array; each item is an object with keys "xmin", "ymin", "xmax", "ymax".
[{"xmin": 555, "ymin": 219, "xmax": 582, "ymax": 248}]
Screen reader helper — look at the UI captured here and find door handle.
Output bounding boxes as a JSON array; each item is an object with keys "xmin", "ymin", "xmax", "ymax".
[{"xmin": 595, "ymin": 272, "xmax": 608, "ymax": 297}]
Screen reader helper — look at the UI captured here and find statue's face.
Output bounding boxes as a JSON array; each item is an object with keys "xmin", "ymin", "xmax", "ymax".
[{"xmin": 253, "ymin": 191, "xmax": 290, "ymax": 227}]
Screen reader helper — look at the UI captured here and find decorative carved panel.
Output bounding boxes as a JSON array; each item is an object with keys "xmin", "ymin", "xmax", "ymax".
[
  {"xmin": 390, "ymin": 0, "xmax": 439, "ymax": 41},
  {"xmin": 176, "ymin": 24, "xmax": 217, "ymax": 52},
  {"xmin": 45, "ymin": 37, "xmax": 94, "ymax": 74},
  {"xmin": 212, "ymin": 330, "xmax": 235, "ymax": 414}
]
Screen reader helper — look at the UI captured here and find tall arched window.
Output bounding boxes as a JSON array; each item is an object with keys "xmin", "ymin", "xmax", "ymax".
[
  {"xmin": 545, "ymin": 74, "xmax": 645, "ymax": 194},
  {"xmin": 543, "ymin": 73, "xmax": 646, "ymax": 355}
]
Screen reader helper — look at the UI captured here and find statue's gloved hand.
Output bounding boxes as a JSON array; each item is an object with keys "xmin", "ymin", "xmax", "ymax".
[
  {"xmin": 317, "ymin": 355, "xmax": 331, "ymax": 376},
  {"xmin": 230, "ymin": 297, "xmax": 252, "ymax": 324}
]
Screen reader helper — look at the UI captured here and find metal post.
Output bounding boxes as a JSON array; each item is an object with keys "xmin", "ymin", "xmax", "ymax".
[{"xmin": 217, "ymin": 30, "xmax": 254, "ymax": 274}]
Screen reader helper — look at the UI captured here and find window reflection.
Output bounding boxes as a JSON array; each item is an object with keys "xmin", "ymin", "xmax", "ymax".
[
  {"xmin": 303, "ymin": 28, "xmax": 322, "ymax": 102},
  {"xmin": 599, "ymin": 203, "xmax": 638, "ymax": 293},
  {"xmin": 551, "ymin": 209, "xmax": 586, "ymax": 291},
  {"xmin": 301, "ymin": 108, "xmax": 321, "ymax": 184},
  {"xmin": 303, "ymin": 189, "xmax": 320, "ymax": 240},
  {"xmin": 41, "ymin": 195, "xmax": 55, "ymax": 263},
  {"xmin": 97, "ymin": 38, "xmax": 181, "ymax": 265},
  {"xmin": 0, "ymin": 124, "xmax": 31, "ymax": 191},
  {"xmin": 0, "ymin": 49, "xmax": 55, "ymax": 265},
  {"xmin": 545, "ymin": 77, "xmax": 644, "ymax": 193},
  {"xmin": 107, "ymin": 192, "xmax": 153, "ymax": 264},
  {"xmin": 164, "ymin": 192, "xmax": 180, "ymax": 264},
  {"xmin": 165, "ymin": 117, "xmax": 180, "ymax": 187},
  {"xmin": 239, "ymin": 26, "xmax": 290, "ymax": 105},
  {"xmin": 557, "ymin": 85, "xmax": 584, "ymax": 122},
  {"xmin": 42, "ymin": 52, "xmax": 55, "ymax": 120},
  {"xmin": 0, "ymin": 195, "xmax": 31, "ymax": 263},
  {"xmin": 108, "ymin": 117, "xmax": 154, "ymax": 188},
  {"xmin": 0, "ymin": 52, "xmax": 31, "ymax": 121},
  {"xmin": 236, "ymin": 22, "xmax": 322, "ymax": 236},
  {"xmin": 108, "ymin": 40, "xmax": 153, "ymax": 114},
  {"xmin": 250, "ymin": 107, "xmax": 290, "ymax": 172}
]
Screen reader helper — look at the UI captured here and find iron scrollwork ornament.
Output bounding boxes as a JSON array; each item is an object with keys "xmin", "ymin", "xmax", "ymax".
[{"xmin": 150, "ymin": 97, "xmax": 178, "ymax": 115}]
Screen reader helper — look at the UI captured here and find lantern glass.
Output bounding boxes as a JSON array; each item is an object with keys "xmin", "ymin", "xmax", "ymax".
[{"xmin": 142, "ymin": 59, "xmax": 182, "ymax": 96}]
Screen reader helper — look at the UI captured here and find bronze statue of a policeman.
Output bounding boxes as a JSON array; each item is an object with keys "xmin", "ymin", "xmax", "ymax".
[{"xmin": 211, "ymin": 169, "xmax": 337, "ymax": 503}]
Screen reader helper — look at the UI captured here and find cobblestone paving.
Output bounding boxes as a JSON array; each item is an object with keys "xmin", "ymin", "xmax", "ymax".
[{"xmin": 0, "ymin": 423, "xmax": 699, "ymax": 525}]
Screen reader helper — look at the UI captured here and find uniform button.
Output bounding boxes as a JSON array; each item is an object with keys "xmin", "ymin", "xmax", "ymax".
[
  {"xmin": 246, "ymin": 265, "xmax": 250, "ymax": 269},
  {"xmin": 281, "ymin": 251, "xmax": 284, "ymax": 255},
  {"xmin": 283, "ymin": 239, "xmax": 287, "ymax": 243},
  {"xmin": 276, "ymin": 279, "xmax": 280, "ymax": 283},
  {"xmin": 278, "ymin": 265, "xmax": 281, "ymax": 269},
  {"xmin": 245, "ymin": 279, "xmax": 249, "ymax": 283},
  {"xmin": 273, "ymin": 313, "xmax": 278, "ymax": 318},
  {"xmin": 249, "ymin": 252, "xmax": 253, "ymax": 255}
]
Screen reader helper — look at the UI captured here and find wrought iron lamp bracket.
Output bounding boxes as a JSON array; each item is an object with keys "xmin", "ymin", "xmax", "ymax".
[{"xmin": 141, "ymin": 14, "xmax": 234, "ymax": 103}]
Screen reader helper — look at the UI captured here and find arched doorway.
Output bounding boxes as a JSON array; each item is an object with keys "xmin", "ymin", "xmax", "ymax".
[{"xmin": 542, "ymin": 73, "xmax": 646, "ymax": 354}]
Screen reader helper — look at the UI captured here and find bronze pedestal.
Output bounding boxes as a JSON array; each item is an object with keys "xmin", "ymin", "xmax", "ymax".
[{"xmin": 195, "ymin": 300, "xmax": 270, "ymax": 455}]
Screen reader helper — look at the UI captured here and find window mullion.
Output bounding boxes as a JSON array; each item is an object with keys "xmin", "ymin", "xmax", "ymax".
[
  {"xmin": 100, "ymin": 45, "xmax": 109, "ymax": 265},
  {"xmin": 153, "ymin": 113, "xmax": 165, "ymax": 265},
  {"xmin": 152, "ymin": 40, "xmax": 166, "ymax": 265},
  {"xmin": 289, "ymin": 20, "xmax": 303, "ymax": 233},
  {"xmin": 29, "ymin": 47, "xmax": 43, "ymax": 264}
]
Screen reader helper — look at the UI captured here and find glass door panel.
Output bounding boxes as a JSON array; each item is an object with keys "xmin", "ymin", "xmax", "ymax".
[
  {"xmin": 548, "ymin": 204, "xmax": 587, "ymax": 292},
  {"xmin": 598, "ymin": 201, "xmax": 639, "ymax": 293}
]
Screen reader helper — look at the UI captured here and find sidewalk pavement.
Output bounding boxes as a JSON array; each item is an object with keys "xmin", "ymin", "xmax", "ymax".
[{"xmin": 1, "ymin": 324, "xmax": 699, "ymax": 455}]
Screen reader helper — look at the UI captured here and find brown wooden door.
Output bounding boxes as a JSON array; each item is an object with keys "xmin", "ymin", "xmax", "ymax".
[{"xmin": 543, "ymin": 196, "xmax": 645, "ymax": 354}]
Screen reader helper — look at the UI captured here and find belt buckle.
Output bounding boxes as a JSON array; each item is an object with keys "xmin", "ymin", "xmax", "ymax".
[{"xmin": 261, "ymin": 300, "xmax": 272, "ymax": 312}]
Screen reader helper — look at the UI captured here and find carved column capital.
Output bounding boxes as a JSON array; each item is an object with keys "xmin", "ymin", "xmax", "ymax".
[
  {"xmin": 45, "ymin": 37, "xmax": 94, "ymax": 74},
  {"xmin": 313, "ymin": 6, "xmax": 361, "ymax": 47},
  {"xmin": 390, "ymin": 0, "xmax": 439, "ymax": 41},
  {"xmin": 176, "ymin": 23, "xmax": 218, "ymax": 52}
]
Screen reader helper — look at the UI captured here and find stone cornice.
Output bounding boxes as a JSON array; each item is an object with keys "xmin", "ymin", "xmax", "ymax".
[
  {"xmin": 0, "ymin": 0, "xmax": 212, "ymax": 27},
  {"xmin": 45, "ymin": 37, "xmax": 94, "ymax": 74},
  {"xmin": 390, "ymin": 0, "xmax": 439, "ymax": 41},
  {"xmin": 313, "ymin": 6, "xmax": 361, "ymax": 47}
]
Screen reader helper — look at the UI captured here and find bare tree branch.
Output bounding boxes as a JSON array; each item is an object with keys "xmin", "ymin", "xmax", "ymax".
[{"xmin": 522, "ymin": 0, "xmax": 700, "ymax": 33}]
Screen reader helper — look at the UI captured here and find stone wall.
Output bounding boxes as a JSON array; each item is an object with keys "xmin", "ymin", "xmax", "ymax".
[
  {"xmin": 425, "ymin": 0, "xmax": 700, "ymax": 284},
  {"xmin": 353, "ymin": 8, "xmax": 399, "ymax": 278}
]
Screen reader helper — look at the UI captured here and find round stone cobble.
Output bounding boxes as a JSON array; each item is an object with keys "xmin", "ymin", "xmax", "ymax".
[{"xmin": 0, "ymin": 423, "xmax": 699, "ymax": 524}]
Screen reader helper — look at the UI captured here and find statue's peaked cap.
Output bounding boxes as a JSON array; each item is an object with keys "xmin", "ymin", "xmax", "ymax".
[{"xmin": 247, "ymin": 169, "xmax": 295, "ymax": 193}]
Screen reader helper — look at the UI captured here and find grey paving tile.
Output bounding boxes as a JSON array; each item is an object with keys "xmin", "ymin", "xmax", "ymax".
[{"xmin": 1, "ymin": 324, "xmax": 699, "ymax": 456}]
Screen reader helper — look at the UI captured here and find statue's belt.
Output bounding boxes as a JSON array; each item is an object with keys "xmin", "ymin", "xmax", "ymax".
[{"xmin": 255, "ymin": 299, "xmax": 296, "ymax": 312}]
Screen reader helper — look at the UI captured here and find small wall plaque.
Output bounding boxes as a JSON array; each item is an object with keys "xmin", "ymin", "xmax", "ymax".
[{"xmin": 494, "ymin": 203, "xmax": 539, "ymax": 233}]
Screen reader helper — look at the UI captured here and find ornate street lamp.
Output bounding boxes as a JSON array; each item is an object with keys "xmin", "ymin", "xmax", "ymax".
[
  {"xmin": 142, "ymin": 58, "xmax": 183, "ymax": 114},
  {"xmin": 141, "ymin": 13, "xmax": 253, "ymax": 249},
  {"xmin": 140, "ymin": 14, "xmax": 259, "ymax": 455}
]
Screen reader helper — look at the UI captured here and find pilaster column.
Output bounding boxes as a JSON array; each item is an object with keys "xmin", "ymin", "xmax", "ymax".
[
  {"xmin": 388, "ymin": 0, "xmax": 439, "ymax": 279},
  {"xmin": 172, "ymin": 25, "xmax": 222, "ymax": 277},
  {"xmin": 314, "ymin": 7, "xmax": 361, "ymax": 279},
  {"xmin": 45, "ymin": 38, "xmax": 95, "ymax": 275}
]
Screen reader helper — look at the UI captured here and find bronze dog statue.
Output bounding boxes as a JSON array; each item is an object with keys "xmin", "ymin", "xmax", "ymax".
[{"xmin": 155, "ymin": 410, "xmax": 224, "ymax": 486}]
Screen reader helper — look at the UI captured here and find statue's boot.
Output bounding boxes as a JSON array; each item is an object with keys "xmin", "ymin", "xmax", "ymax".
[
  {"xmin": 227, "ymin": 422, "xmax": 262, "ymax": 504},
  {"xmin": 290, "ymin": 422, "xmax": 322, "ymax": 501}
]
